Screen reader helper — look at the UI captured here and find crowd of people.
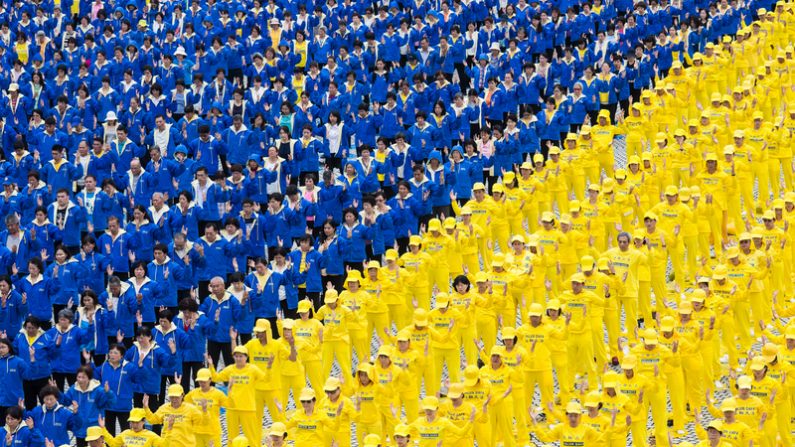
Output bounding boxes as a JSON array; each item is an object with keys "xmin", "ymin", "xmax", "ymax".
[{"xmin": 0, "ymin": 0, "xmax": 791, "ymax": 444}]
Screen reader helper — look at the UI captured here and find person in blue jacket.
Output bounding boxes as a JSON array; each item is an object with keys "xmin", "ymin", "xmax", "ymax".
[
  {"xmin": 17, "ymin": 172, "xmax": 50, "ymax": 226},
  {"xmin": 15, "ymin": 317, "xmax": 56, "ymax": 410},
  {"xmin": 127, "ymin": 261, "xmax": 166, "ymax": 328},
  {"xmin": 7, "ymin": 141, "xmax": 35, "ymax": 188},
  {"xmin": 152, "ymin": 309, "xmax": 191, "ymax": 400},
  {"xmin": 0, "ymin": 276, "xmax": 27, "ymax": 340},
  {"xmin": 173, "ymin": 298, "xmax": 213, "ymax": 390},
  {"xmin": 195, "ymin": 223, "xmax": 243, "ymax": 295},
  {"xmin": 46, "ymin": 246, "xmax": 84, "ymax": 320},
  {"xmin": 29, "ymin": 208, "xmax": 59, "ymax": 265},
  {"xmin": 62, "ymin": 365, "xmax": 114, "ymax": 446},
  {"xmin": 47, "ymin": 190, "xmax": 87, "ymax": 255},
  {"xmin": 198, "ymin": 276, "xmax": 241, "ymax": 366},
  {"xmin": 98, "ymin": 276, "xmax": 137, "ymax": 348},
  {"xmin": 48, "ymin": 308, "xmax": 94, "ymax": 390},
  {"xmin": 124, "ymin": 325, "xmax": 177, "ymax": 411},
  {"xmin": 289, "ymin": 235, "xmax": 323, "ymax": 309},
  {"xmin": 14, "ymin": 261, "xmax": 54, "ymax": 333},
  {"xmin": 0, "ymin": 338, "xmax": 26, "ymax": 416},
  {"xmin": 387, "ymin": 180, "xmax": 426, "ymax": 252},
  {"xmin": 1, "ymin": 215, "xmax": 41, "ymax": 277},
  {"xmin": 147, "ymin": 244, "xmax": 185, "ymax": 316},
  {"xmin": 0, "ymin": 406, "xmax": 44, "ymax": 447},
  {"xmin": 91, "ymin": 343, "xmax": 139, "ymax": 436},
  {"xmin": 76, "ymin": 236, "xmax": 108, "ymax": 297},
  {"xmin": 41, "ymin": 146, "xmax": 80, "ymax": 196},
  {"xmin": 27, "ymin": 386, "xmax": 81, "ymax": 447}
]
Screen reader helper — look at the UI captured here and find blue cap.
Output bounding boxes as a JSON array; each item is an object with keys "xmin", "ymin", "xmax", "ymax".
[
  {"xmin": 211, "ymin": 101, "xmax": 223, "ymax": 111},
  {"xmin": 2, "ymin": 177, "xmax": 12, "ymax": 186},
  {"xmin": 478, "ymin": 54, "xmax": 488, "ymax": 61},
  {"xmin": 247, "ymin": 154, "xmax": 262, "ymax": 165},
  {"xmin": 174, "ymin": 144, "xmax": 188, "ymax": 154}
]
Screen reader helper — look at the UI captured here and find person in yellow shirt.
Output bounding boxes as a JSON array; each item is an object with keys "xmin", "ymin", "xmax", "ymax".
[
  {"xmin": 98, "ymin": 408, "xmax": 165, "ymax": 447},
  {"xmin": 338, "ymin": 270, "xmax": 370, "ymax": 363},
  {"xmin": 699, "ymin": 398, "xmax": 758, "ymax": 447},
  {"xmin": 183, "ymin": 369, "xmax": 230, "ymax": 447},
  {"xmin": 315, "ymin": 288, "xmax": 353, "ymax": 381},
  {"xmin": 581, "ymin": 184, "xmax": 609, "ymax": 251},
  {"xmin": 533, "ymin": 212, "xmax": 566, "ymax": 296},
  {"xmin": 757, "ymin": 343, "xmax": 793, "ymax": 446},
  {"xmin": 397, "ymin": 236, "xmax": 433, "ymax": 310},
  {"xmin": 529, "ymin": 401, "xmax": 604, "ymax": 445},
  {"xmin": 285, "ymin": 387, "xmax": 343, "ymax": 447},
  {"xmin": 631, "ymin": 329, "xmax": 677, "ymax": 442},
  {"xmin": 428, "ymin": 293, "xmax": 465, "ymax": 385},
  {"xmin": 450, "ymin": 275, "xmax": 478, "ymax": 365},
  {"xmin": 693, "ymin": 418, "xmax": 733, "ymax": 447},
  {"xmin": 421, "ymin": 218, "xmax": 454, "ymax": 294},
  {"xmin": 544, "ymin": 299, "xmax": 572, "ymax": 402},
  {"xmin": 294, "ymin": 299, "xmax": 324, "ymax": 394},
  {"xmin": 407, "ymin": 396, "xmax": 474, "ymax": 447},
  {"xmin": 715, "ymin": 376, "xmax": 769, "ymax": 444},
  {"xmin": 599, "ymin": 371, "xmax": 636, "ymax": 447},
  {"xmin": 615, "ymin": 355, "xmax": 654, "ymax": 447},
  {"xmin": 318, "ymin": 377, "xmax": 357, "ymax": 447},
  {"xmin": 361, "ymin": 261, "xmax": 392, "ymax": 346},
  {"xmin": 478, "ymin": 347, "xmax": 517, "ymax": 447},
  {"xmin": 453, "ymin": 207, "xmax": 487, "ymax": 274},
  {"xmin": 392, "ymin": 330, "xmax": 425, "ymax": 422},
  {"xmin": 275, "ymin": 318, "xmax": 307, "ymax": 410},
  {"xmin": 350, "ymin": 362, "xmax": 383, "ymax": 444},
  {"xmin": 398, "ymin": 308, "xmax": 447, "ymax": 396},
  {"xmin": 438, "ymin": 383, "xmax": 487, "ymax": 447},
  {"xmin": 581, "ymin": 256, "xmax": 618, "ymax": 366},
  {"xmin": 372, "ymin": 346, "xmax": 408, "ymax": 443},
  {"xmin": 381, "ymin": 249, "xmax": 410, "ymax": 329},
  {"xmin": 605, "ymin": 232, "xmax": 644, "ymax": 335},
  {"xmin": 591, "ymin": 109, "xmax": 619, "ymax": 177},
  {"xmin": 450, "ymin": 182, "xmax": 495, "ymax": 252},
  {"xmin": 498, "ymin": 327, "xmax": 530, "ymax": 445},
  {"xmin": 515, "ymin": 303, "xmax": 556, "ymax": 409},
  {"xmin": 460, "ymin": 365, "xmax": 493, "ymax": 447},
  {"xmin": 206, "ymin": 346, "xmax": 267, "ymax": 447},
  {"xmin": 671, "ymin": 303, "xmax": 709, "ymax": 418},
  {"xmin": 745, "ymin": 356, "xmax": 781, "ymax": 447},
  {"xmin": 516, "ymin": 162, "xmax": 545, "ymax": 231},
  {"xmin": 697, "ymin": 153, "xmax": 731, "ymax": 247},
  {"xmin": 617, "ymin": 104, "xmax": 648, "ymax": 158},
  {"xmin": 471, "ymin": 272, "xmax": 498, "ymax": 355},
  {"xmin": 486, "ymin": 253, "xmax": 518, "ymax": 326},
  {"xmin": 239, "ymin": 319, "xmax": 288, "ymax": 423},
  {"xmin": 650, "ymin": 185, "xmax": 693, "ymax": 287},
  {"xmin": 558, "ymin": 273, "xmax": 603, "ymax": 392},
  {"xmin": 639, "ymin": 211, "xmax": 673, "ymax": 317},
  {"xmin": 501, "ymin": 171, "xmax": 528, "ymax": 236},
  {"xmin": 141, "ymin": 385, "xmax": 209, "ymax": 447}
]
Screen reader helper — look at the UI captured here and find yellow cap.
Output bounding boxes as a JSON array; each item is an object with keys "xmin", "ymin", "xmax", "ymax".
[
  {"xmin": 489, "ymin": 345, "xmax": 504, "ymax": 357},
  {"xmin": 712, "ymin": 264, "xmax": 728, "ymax": 280},
  {"xmin": 196, "ymin": 368, "xmax": 212, "ymax": 382},
  {"xmin": 409, "ymin": 235, "xmax": 422, "ymax": 246},
  {"xmin": 85, "ymin": 427, "xmax": 104, "ymax": 442},
  {"xmin": 366, "ymin": 260, "xmax": 381, "ymax": 270},
  {"xmin": 570, "ymin": 273, "xmax": 586, "ymax": 283},
  {"xmin": 720, "ymin": 398, "xmax": 737, "ymax": 412},
  {"xmin": 519, "ymin": 162, "xmax": 533, "ymax": 171},
  {"xmin": 396, "ymin": 330, "xmax": 411, "ymax": 342},
  {"xmin": 533, "ymin": 153, "xmax": 545, "ymax": 162},
  {"xmin": 253, "ymin": 318, "xmax": 272, "ymax": 333},
  {"xmin": 690, "ymin": 289, "xmax": 707, "ymax": 303},
  {"xmin": 492, "ymin": 183, "xmax": 505, "ymax": 194},
  {"xmin": 614, "ymin": 168, "xmax": 627, "ymax": 179},
  {"xmin": 447, "ymin": 383, "xmax": 464, "ymax": 399},
  {"xmin": 281, "ymin": 318, "xmax": 295, "ymax": 329},
  {"xmin": 364, "ymin": 434, "xmax": 381, "ymax": 446},
  {"xmin": 297, "ymin": 300, "xmax": 313, "ymax": 313},
  {"xmin": 710, "ymin": 92, "xmax": 721, "ymax": 102},
  {"xmin": 737, "ymin": 375, "xmax": 753, "ymax": 389},
  {"xmin": 548, "ymin": 146, "xmax": 561, "ymax": 155},
  {"xmin": 678, "ymin": 301, "xmax": 694, "ymax": 314},
  {"xmin": 603, "ymin": 371, "xmax": 619, "ymax": 388},
  {"xmin": 580, "ymin": 255, "xmax": 595, "ymax": 270},
  {"xmin": 463, "ymin": 364, "xmax": 480, "ymax": 386},
  {"xmin": 643, "ymin": 211, "xmax": 658, "ymax": 220},
  {"xmin": 510, "ymin": 234, "xmax": 525, "ymax": 245},
  {"xmin": 345, "ymin": 269, "xmax": 363, "ymax": 284},
  {"xmin": 541, "ymin": 211, "xmax": 555, "ymax": 222},
  {"xmin": 232, "ymin": 436, "xmax": 250, "ymax": 447},
  {"xmin": 472, "ymin": 182, "xmax": 486, "ymax": 191},
  {"xmin": 474, "ymin": 271, "xmax": 489, "ymax": 283},
  {"xmin": 413, "ymin": 308, "xmax": 429, "ymax": 326},
  {"xmin": 672, "ymin": 60, "xmax": 683, "ymax": 69},
  {"xmin": 566, "ymin": 133, "xmax": 577, "ymax": 141},
  {"xmin": 628, "ymin": 155, "xmax": 641, "ymax": 165},
  {"xmin": 750, "ymin": 356, "xmax": 767, "ymax": 371},
  {"xmin": 665, "ymin": 185, "xmax": 679, "ymax": 196},
  {"xmin": 643, "ymin": 331, "xmax": 659, "ymax": 346},
  {"xmin": 546, "ymin": 299, "xmax": 561, "ymax": 310},
  {"xmin": 324, "ymin": 377, "xmax": 341, "ymax": 391},
  {"xmin": 621, "ymin": 355, "xmax": 637, "ymax": 370},
  {"xmin": 268, "ymin": 422, "xmax": 288, "ymax": 438},
  {"xmin": 569, "ymin": 200, "xmax": 582, "ymax": 212},
  {"xmin": 501, "ymin": 326, "xmax": 516, "ymax": 339},
  {"xmin": 527, "ymin": 303, "xmax": 544, "ymax": 317},
  {"xmin": 762, "ymin": 343, "xmax": 779, "ymax": 363},
  {"xmin": 786, "ymin": 325, "xmax": 795, "ymax": 339},
  {"xmin": 588, "ymin": 183, "xmax": 601, "ymax": 192},
  {"xmin": 421, "ymin": 396, "xmax": 439, "ymax": 411},
  {"xmin": 596, "ymin": 257, "xmax": 610, "ymax": 271},
  {"xmin": 739, "ymin": 232, "xmax": 752, "ymax": 241},
  {"xmin": 734, "ymin": 129, "xmax": 747, "ymax": 138},
  {"xmin": 707, "ymin": 419, "xmax": 724, "ymax": 432},
  {"xmin": 491, "ymin": 254, "xmax": 505, "ymax": 268},
  {"xmin": 394, "ymin": 424, "xmax": 411, "ymax": 437},
  {"xmin": 167, "ymin": 384, "xmax": 184, "ymax": 397},
  {"xmin": 233, "ymin": 345, "xmax": 249, "ymax": 356},
  {"xmin": 459, "ymin": 206, "xmax": 473, "ymax": 215},
  {"xmin": 673, "ymin": 128, "xmax": 686, "ymax": 137},
  {"xmin": 427, "ymin": 219, "xmax": 441, "ymax": 232},
  {"xmin": 443, "ymin": 217, "xmax": 457, "ymax": 230},
  {"xmin": 584, "ymin": 391, "xmax": 601, "ymax": 408},
  {"xmin": 693, "ymin": 52, "xmax": 704, "ymax": 61},
  {"xmin": 763, "ymin": 210, "xmax": 776, "ymax": 220},
  {"xmin": 299, "ymin": 387, "xmax": 316, "ymax": 401},
  {"xmin": 384, "ymin": 248, "xmax": 399, "ymax": 261},
  {"xmin": 660, "ymin": 315, "xmax": 676, "ymax": 332},
  {"xmin": 565, "ymin": 401, "xmax": 583, "ymax": 414},
  {"xmin": 324, "ymin": 290, "xmax": 339, "ymax": 304},
  {"xmin": 726, "ymin": 246, "xmax": 741, "ymax": 259},
  {"xmin": 376, "ymin": 344, "xmax": 393, "ymax": 358},
  {"xmin": 128, "ymin": 408, "xmax": 147, "ymax": 422},
  {"xmin": 786, "ymin": 192, "xmax": 795, "ymax": 203},
  {"xmin": 435, "ymin": 292, "xmax": 450, "ymax": 307},
  {"xmin": 772, "ymin": 199, "xmax": 785, "ymax": 210}
]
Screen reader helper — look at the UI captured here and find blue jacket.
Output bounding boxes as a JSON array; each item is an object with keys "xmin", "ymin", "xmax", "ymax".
[
  {"xmin": 288, "ymin": 249, "xmax": 323, "ymax": 293},
  {"xmin": 152, "ymin": 324, "xmax": 191, "ymax": 376},
  {"xmin": 128, "ymin": 278, "xmax": 166, "ymax": 324},
  {"xmin": 47, "ymin": 324, "xmax": 94, "ymax": 374},
  {"xmin": 387, "ymin": 193, "xmax": 425, "ymax": 238},
  {"xmin": 317, "ymin": 235, "xmax": 345, "ymax": 277},
  {"xmin": 93, "ymin": 359, "xmax": 139, "ymax": 412},
  {"xmin": 27, "ymin": 404, "xmax": 80, "ymax": 447},
  {"xmin": 47, "ymin": 201, "xmax": 87, "ymax": 248},
  {"xmin": 46, "ymin": 259, "xmax": 84, "ymax": 306},
  {"xmin": 339, "ymin": 222, "xmax": 372, "ymax": 263},
  {"xmin": 262, "ymin": 205, "xmax": 295, "ymax": 249},
  {"xmin": 191, "ymin": 181, "xmax": 229, "ymax": 222},
  {"xmin": 62, "ymin": 380, "xmax": 114, "ymax": 438},
  {"xmin": 244, "ymin": 271, "xmax": 287, "ymax": 319},
  {"xmin": 0, "ymin": 229, "xmax": 40, "ymax": 275},
  {"xmin": 0, "ymin": 290, "xmax": 27, "ymax": 338},
  {"xmin": 0, "ymin": 424, "xmax": 44, "ymax": 447},
  {"xmin": 14, "ymin": 330, "xmax": 56, "ymax": 381},
  {"xmin": 147, "ymin": 259, "xmax": 185, "ymax": 308},
  {"xmin": 98, "ymin": 282, "xmax": 137, "ymax": 339},
  {"xmin": 198, "ymin": 292, "xmax": 242, "ymax": 343},
  {"xmin": 0, "ymin": 354, "xmax": 27, "ymax": 407},
  {"xmin": 97, "ymin": 230, "xmax": 134, "ymax": 274},
  {"xmin": 195, "ymin": 236, "xmax": 242, "ymax": 281},
  {"xmin": 172, "ymin": 312, "xmax": 214, "ymax": 363},
  {"xmin": 124, "ymin": 341, "xmax": 177, "ymax": 395}
]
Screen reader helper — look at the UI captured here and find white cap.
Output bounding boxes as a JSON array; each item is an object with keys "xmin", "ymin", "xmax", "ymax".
[{"xmin": 105, "ymin": 111, "xmax": 118, "ymax": 122}]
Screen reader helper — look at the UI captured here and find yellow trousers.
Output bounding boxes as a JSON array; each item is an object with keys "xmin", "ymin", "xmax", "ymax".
[
  {"xmin": 473, "ymin": 419, "xmax": 492, "ymax": 447},
  {"xmin": 367, "ymin": 312, "xmax": 390, "ymax": 345},
  {"xmin": 324, "ymin": 429, "xmax": 351, "ymax": 447},
  {"xmin": 428, "ymin": 265, "xmax": 450, "ymax": 293},
  {"xmin": 459, "ymin": 324, "xmax": 478, "ymax": 365},
  {"xmin": 567, "ymin": 330, "xmax": 595, "ymax": 385},
  {"xmin": 511, "ymin": 386, "xmax": 529, "ymax": 445},
  {"xmin": 322, "ymin": 341, "xmax": 352, "ymax": 380},
  {"xmin": 733, "ymin": 301, "xmax": 752, "ymax": 351},
  {"xmin": 281, "ymin": 373, "xmax": 306, "ymax": 409},
  {"xmin": 476, "ymin": 315, "xmax": 497, "ymax": 355},
  {"xmin": 357, "ymin": 420, "xmax": 383, "ymax": 447},
  {"xmin": 590, "ymin": 316, "xmax": 608, "ymax": 369},
  {"xmin": 597, "ymin": 152, "xmax": 614, "ymax": 177},
  {"xmin": 667, "ymin": 367, "xmax": 687, "ymax": 431},
  {"xmin": 753, "ymin": 163, "xmax": 771, "ymax": 206},
  {"xmin": 227, "ymin": 409, "xmax": 261, "ymax": 447},
  {"xmin": 304, "ymin": 359, "xmax": 323, "ymax": 396},
  {"xmin": 406, "ymin": 285, "xmax": 431, "ymax": 312},
  {"xmin": 399, "ymin": 390, "xmax": 420, "ymax": 422},
  {"xmin": 681, "ymin": 354, "xmax": 705, "ymax": 417},
  {"xmin": 256, "ymin": 388, "xmax": 284, "ymax": 423},
  {"xmin": 489, "ymin": 397, "xmax": 515, "ymax": 447},
  {"xmin": 433, "ymin": 347, "xmax": 461, "ymax": 385},
  {"xmin": 195, "ymin": 433, "xmax": 222, "ymax": 447},
  {"xmin": 682, "ymin": 235, "xmax": 698, "ymax": 283},
  {"xmin": 350, "ymin": 328, "xmax": 369, "ymax": 362},
  {"xmin": 387, "ymin": 304, "xmax": 410, "ymax": 332},
  {"xmin": 525, "ymin": 369, "xmax": 554, "ymax": 408},
  {"xmin": 619, "ymin": 295, "xmax": 640, "ymax": 335},
  {"xmin": 551, "ymin": 353, "xmax": 571, "ymax": 403},
  {"xmin": 604, "ymin": 306, "xmax": 620, "ymax": 358}
]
